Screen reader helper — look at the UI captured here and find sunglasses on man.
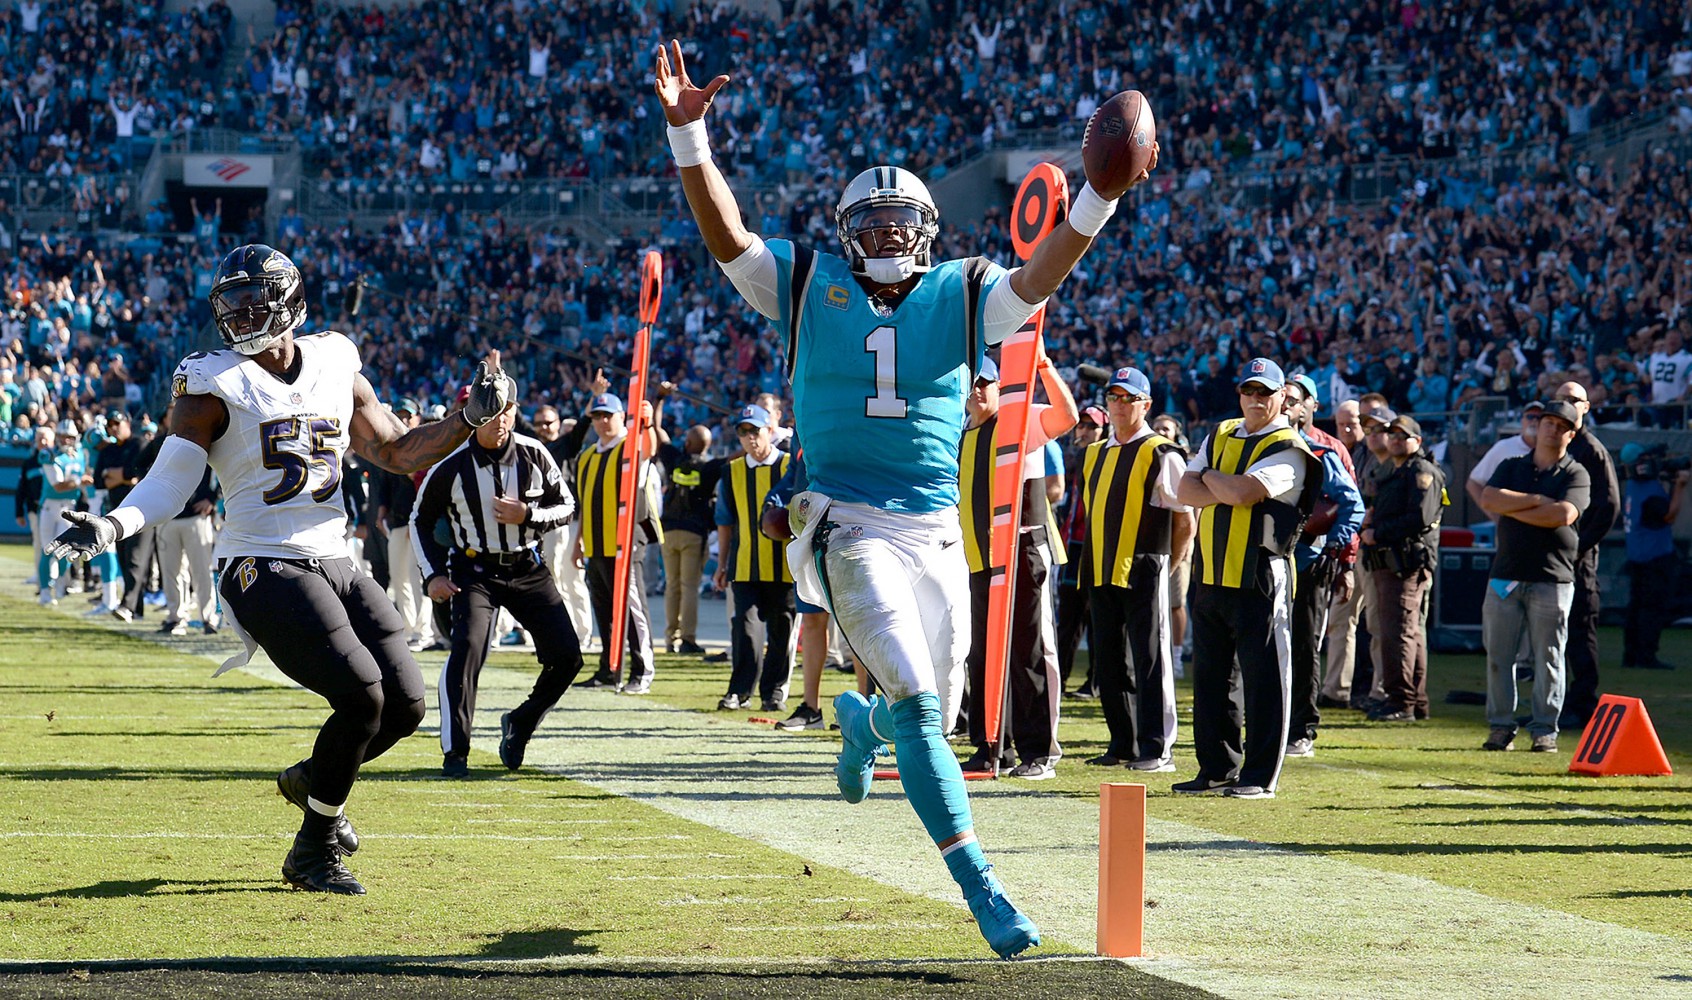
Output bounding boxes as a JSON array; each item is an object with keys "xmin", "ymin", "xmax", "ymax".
[{"xmin": 1237, "ymin": 384, "xmax": 1277, "ymax": 398}]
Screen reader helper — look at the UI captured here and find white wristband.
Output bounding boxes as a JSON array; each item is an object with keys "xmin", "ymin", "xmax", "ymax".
[
  {"xmin": 666, "ymin": 119, "xmax": 712, "ymax": 168},
  {"xmin": 1067, "ymin": 182, "xmax": 1119, "ymax": 238}
]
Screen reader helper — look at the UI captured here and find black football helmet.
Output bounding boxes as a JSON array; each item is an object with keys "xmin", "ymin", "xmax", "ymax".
[{"xmin": 209, "ymin": 244, "xmax": 306, "ymax": 355}]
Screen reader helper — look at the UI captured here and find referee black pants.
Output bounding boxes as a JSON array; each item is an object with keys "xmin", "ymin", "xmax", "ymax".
[
  {"xmin": 1191, "ymin": 559, "xmax": 1294, "ymax": 791},
  {"xmin": 220, "ymin": 556, "xmax": 426, "ymax": 806},
  {"xmin": 964, "ymin": 531, "xmax": 1060, "ymax": 764},
  {"xmin": 585, "ymin": 550, "xmax": 653, "ymax": 684},
  {"xmin": 727, "ymin": 579, "xmax": 796, "ymax": 702},
  {"xmin": 440, "ymin": 553, "xmax": 584, "ymax": 758},
  {"xmin": 1089, "ymin": 554, "xmax": 1175, "ymax": 762}
]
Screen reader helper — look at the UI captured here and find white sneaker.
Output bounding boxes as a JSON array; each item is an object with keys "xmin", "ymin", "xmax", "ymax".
[
  {"xmin": 1286, "ymin": 738, "xmax": 1316, "ymax": 758},
  {"xmin": 111, "ymin": 607, "xmax": 134, "ymax": 622},
  {"xmin": 1127, "ymin": 755, "xmax": 1176, "ymax": 773}
]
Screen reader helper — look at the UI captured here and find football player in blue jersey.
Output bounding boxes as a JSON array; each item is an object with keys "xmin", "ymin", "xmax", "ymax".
[{"xmin": 656, "ymin": 42, "xmax": 1155, "ymax": 957}]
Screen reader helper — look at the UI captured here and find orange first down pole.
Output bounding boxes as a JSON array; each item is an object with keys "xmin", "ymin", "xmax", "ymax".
[{"xmin": 1097, "ymin": 782, "xmax": 1146, "ymax": 958}]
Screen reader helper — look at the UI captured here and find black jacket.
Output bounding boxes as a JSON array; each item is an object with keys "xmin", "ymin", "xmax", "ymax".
[
  {"xmin": 1368, "ymin": 453, "xmax": 1446, "ymax": 570},
  {"xmin": 1566, "ymin": 426, "xmax": 1618, "ymax": 553}
]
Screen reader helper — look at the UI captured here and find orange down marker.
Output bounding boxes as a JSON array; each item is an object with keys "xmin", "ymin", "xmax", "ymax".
[
  {"xmin": 1568, "ymin": 695, "xmax": 1673, "ymax": 777},
  {"xmin": 1097, "ymin": 782, "xmax": 1146, "ymax": 958}
]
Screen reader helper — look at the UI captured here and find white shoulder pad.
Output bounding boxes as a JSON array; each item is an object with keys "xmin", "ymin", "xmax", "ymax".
[
  {"xmin": 305, "ymin": 331, "xmax": 364, "ymax": 374},
  {"xmin": 171, "ymin": 349, "xmax": 239, "ymax": 399}
]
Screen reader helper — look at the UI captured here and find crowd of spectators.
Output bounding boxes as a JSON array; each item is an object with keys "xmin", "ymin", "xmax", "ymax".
[
  {"xmin": 11, "ymin": 0, "xmax": 1688, "ymax": 200},
  {"xmin": 5, "ymin": 0, "xmax": 1692, "ymax": 454},
  {"xmin": 0, "ymin": 0, "xmax": 233, "ymax": 179},
  {"xmin": 267, "ymin": 0, "xmax": 1692, "ymax": 194}
]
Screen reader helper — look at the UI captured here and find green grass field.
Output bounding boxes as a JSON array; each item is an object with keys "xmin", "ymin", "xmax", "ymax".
[{"xmin": 1, "ymin": 542, "xmax": 1689, "ymax": 998}]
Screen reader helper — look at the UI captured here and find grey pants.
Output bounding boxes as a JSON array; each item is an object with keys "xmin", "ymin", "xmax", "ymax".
[{"xmin": 1483, "ymin": 580, "xmax": 1574, "ymax": 737}]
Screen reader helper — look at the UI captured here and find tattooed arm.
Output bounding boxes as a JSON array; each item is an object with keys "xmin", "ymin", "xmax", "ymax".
[{"xmin": 349, "ymin": 373, "xmax": 473, "ymax": 473}]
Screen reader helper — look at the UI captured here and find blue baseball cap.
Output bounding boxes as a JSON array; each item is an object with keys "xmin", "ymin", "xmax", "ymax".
[
  {"xmin": 735, "ymin": 403, "xmax": 773, "ymax": 429},
  {"xmin": 1290, "ymin": 373, "xmax": 1319, "ymax": 402},
  {"xmin": 588, "ymin": 393, "xmax": 624, "ymax": 415},
  {"xmin": 1238, "ymin": 357, "xmax": 1286, "ymax": 391},
  {"xmin": 1106, "ymin": 366, "xmax": 1152, "ymax": 398},
  {"xmin": 975, "ymin": 356, "xmax": 1000, "ymax": 384}
]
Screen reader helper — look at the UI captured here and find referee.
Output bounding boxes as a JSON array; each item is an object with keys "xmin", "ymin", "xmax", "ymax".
[
  {"xmin": 1175, "ymin": 358, "xmax": 1322, "ymax": 800},
  {"xmin": 412, "ymin": 399, "xmax": 584, "ymax": 777},
  {"xmin": 1079, "ymin": 367, "xmax": 1193, "ymax": 772}
]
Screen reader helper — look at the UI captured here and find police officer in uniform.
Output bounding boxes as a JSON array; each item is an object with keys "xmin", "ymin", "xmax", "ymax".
[
  {"xmin": 713, "ymin": 404, "xmax": 795, "ymax": 711},
  {"xmin": 1078, "ymin": 367, "xmax": 1193, "ymax": 771},
  {"xmin": 1360, "ymin": 415, "xmax": 1445, "ymax": 722},
  {"xmin": 1175, "ymin": 359, "xmax": 1322, "ymax": 799}
]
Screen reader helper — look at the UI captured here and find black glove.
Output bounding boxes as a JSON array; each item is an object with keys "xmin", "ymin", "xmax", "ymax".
[
  {"xmin": 461, "ymin": 360, "xmax": 516, "ymax": 428},
  {"xmin": 45, "ymin": 509, "xmax": 122, "ymax": 562}
]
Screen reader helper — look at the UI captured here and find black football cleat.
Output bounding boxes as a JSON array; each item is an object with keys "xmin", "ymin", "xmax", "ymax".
[
  {"xmin": 277, "ymin": 762, "xmax": 359, "ymax": 854},
  {"xmin": 499, "ymin": 711, "xmax": 531, "ymax": 771},
  {"xmin": 282, "ymin": 831, "xmax": 366, "ymax": 895}
]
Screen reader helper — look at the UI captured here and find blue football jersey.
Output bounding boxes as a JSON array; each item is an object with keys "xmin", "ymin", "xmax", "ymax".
[{"xmin": 768, "ymin": 240, "xmax": 1006, "ymax": 512}]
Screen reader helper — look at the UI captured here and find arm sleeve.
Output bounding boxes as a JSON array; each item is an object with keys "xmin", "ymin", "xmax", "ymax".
[
  {"xmin": 1150, "ymin": 448, "xmax": 1192, "ymax": 512},
  {"xmin": 714, "ymin": 474, "xmax": 735, "ymax": 527},
  {"xmin": 107, "ymin": 436, "xmax": 210, "ymax": 538},
  {"xmin": 524, "ymin": 446, "xmax": 576, "ymax": 532},
  {"xmin": 718, "ymin": 236, "xmax": 781, "ymax": 322},
  {"xmin": 1244, "ymin": 452, "xmax": 1301, "ymax": 496},
  {"xmin": 1563, "ymin": 465, "xmax": 1591, "ymax": 520},
  {"xmin": 1323, "ymin": 450, "xmax": 1365, "ymax": 551},
  {"xmin": 1576, "ymin": 445, "xmax": 1618, "ymax": 548},
  {"xmin": 981, "ymin": 267, "xmax": 1045, "ymax": 346},
  {"xmin": 409, "ymin": 459, "xmax": 455, "ymax": 581}
]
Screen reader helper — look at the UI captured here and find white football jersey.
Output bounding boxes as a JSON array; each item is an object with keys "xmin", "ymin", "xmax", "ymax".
[{"xmin": 172, "ymin": 332, "xmax": 360, "ymax": 560}]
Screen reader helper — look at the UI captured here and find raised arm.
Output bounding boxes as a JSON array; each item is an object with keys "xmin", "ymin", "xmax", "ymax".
[
  {"xmin": 654, "ymin": 40, "xmax": 753, "ymax": 264},
  {"xmin": 1009, "ymin": 144, "xmax": 1158, "ymax": 305},
  {"xmin": 350, "ymin": 349, "xmax": 510, "ymax": 473}
]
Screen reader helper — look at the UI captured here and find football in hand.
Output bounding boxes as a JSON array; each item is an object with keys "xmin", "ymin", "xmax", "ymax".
[
  {"xmin": 760, "ymin": 506, "xmax": 793, "ymax": 543},
  {"xmin": 1082, "ymin": 91, "xmax": 1157, "ymax": 198}
]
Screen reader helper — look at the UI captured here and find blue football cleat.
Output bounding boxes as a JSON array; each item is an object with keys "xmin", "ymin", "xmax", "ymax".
[
  {"xmin": 965, "ymin": 867, "xmax": 1041, "ymax": 958},
  {"xmin": 832, "ymin": 691, "xmax": 886, "ymax": 803}
]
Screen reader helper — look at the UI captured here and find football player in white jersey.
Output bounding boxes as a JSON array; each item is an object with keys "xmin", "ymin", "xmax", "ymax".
[{"xmin": 48, "ymin": 244, "xmax": 515, "ymax": 895}]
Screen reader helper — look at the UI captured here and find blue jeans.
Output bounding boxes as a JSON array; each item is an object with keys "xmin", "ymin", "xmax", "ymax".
[{"xmin": 1483, "ymin": 580, "xmax": 1574, "ymax": 736}]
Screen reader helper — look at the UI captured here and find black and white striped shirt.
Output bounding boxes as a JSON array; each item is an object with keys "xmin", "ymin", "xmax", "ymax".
[{"xmin": 411, "ymin": 432, "xmax": 575, "ymax": 582}]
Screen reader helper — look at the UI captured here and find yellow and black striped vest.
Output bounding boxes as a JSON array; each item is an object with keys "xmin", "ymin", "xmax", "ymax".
[
  {"xmin": 722, "ymin": 453, "xmax": 792, "ymax": 583},
  {"xmin": 1196, "ymin": 418, "xmax": 1316, "ymax": 589},
  {"xmin": 958, "ymin": 415, "xmax": 1067, "ymax": 575},
  {"xmin": 1080, "ymin": 434, "xmax": 1178, "ymax": 588},
  {"xmin": 576, "ymin": 439, "xmax": 664, "ymax": 558}
]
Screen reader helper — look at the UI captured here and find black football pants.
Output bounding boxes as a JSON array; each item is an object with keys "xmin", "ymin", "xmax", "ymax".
[{"xmin": 221, "ymin": 555, "xmax": 426, "ymax": 806}]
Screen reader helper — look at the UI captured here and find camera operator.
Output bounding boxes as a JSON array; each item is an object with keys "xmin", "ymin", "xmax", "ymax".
[{"xmin": 1620, "ymin": 443, "xmax": 1688, "ymax": 671}]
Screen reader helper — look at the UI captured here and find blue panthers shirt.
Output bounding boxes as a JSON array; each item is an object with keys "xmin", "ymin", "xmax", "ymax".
[
  {"xmin": 43, "ymin": 450, "xmax": 87, "ymax": 501},
  {"xmin": 767, "ymin": 240, "xmax": 1006, "ymax": 512}
]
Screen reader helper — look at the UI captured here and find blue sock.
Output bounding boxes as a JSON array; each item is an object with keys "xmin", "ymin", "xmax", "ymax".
[
  {"xmin": 890, "ymin": 692, "xmax": 989, "ymax": 890},
  {"xmin": 38, "ymin": 554, "xmax": 56, "ymax": 591}
]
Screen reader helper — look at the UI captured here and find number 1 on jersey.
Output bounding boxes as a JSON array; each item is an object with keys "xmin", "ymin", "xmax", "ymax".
[{"xmin": 864, "ymin": 325, "xmax": 908, "ymax": 419}]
